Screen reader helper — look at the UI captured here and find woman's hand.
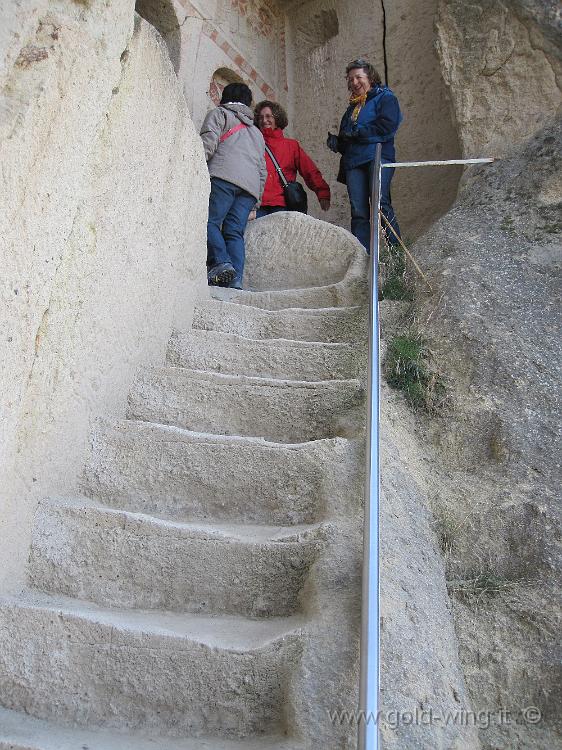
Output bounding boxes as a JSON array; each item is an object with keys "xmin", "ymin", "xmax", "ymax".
[
  {"xmin": 248, "ymin": 209, "xmax": 257, "ymax": 221},
  {"xmin": 319, "ymin": 198, "xmax": 331, "ymax": 211},
  {"xmin": 327, "ymin": 133, "xmax": 339, "ymax": 153}
]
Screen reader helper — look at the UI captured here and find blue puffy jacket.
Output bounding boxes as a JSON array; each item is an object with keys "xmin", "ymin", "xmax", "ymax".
[{"xmin": 338, "ymin": 86, "xmax": 402, "ymax": 169}]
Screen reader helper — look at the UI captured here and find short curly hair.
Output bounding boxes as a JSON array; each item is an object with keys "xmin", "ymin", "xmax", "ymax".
[
  {"xmin": 345, "ymin": 58, "xmax": 382, "ymax": 87},
  {"xmin": 254, "ymin": 100, "xmax": 289, "ymax": 130}
]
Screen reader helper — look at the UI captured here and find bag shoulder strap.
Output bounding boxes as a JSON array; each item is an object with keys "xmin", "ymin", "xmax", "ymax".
[
  {"xmin": 265, "ymin": 144, "xmax": 289, "ymax": 188},
  {"xmin": 220, "ymin": 122, "xmax": 248, "ymax": 143}
]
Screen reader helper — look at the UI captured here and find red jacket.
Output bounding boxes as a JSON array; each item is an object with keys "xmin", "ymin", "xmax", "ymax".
[{"xmin": 261, "ymin": 128, "xmax": 330, "ymax": 207}]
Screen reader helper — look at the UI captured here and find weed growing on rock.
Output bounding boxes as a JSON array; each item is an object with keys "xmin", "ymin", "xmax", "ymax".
[
  {"xmin": 434, "ymin": 507, "xmax": 458, "ymax": 556},
  {"xmin": 379, "ymin": 239, "xmax": 414, "ymax": 301},
  {"xmin": 441, "ymin": 244, "xmax": 455, "ymax": 258},
  {"xmin": 500, "ymin": 215, "xmax": 516, "ymax": 234},
  {"xmin": 447, "ymin": 569, "xmax": 522, "ymax": 604},
  {"xmin": 385, "ymin": 333, "xmax": 446, "ymax": 411}
]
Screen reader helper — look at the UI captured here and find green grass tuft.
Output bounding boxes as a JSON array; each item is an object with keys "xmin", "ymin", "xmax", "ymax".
[
  {"xmin": 500, "ymin": 215, "xmax": 515, "ymax": 234},
  {"xmin": 385, "ymin": 334, "xmax": 446, "ymax": 411}
]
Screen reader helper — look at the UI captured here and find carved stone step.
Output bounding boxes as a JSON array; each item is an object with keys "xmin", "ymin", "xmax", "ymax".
[
  {"xmin": 29, "ymin": 497, "xmax": 323, "ymax": 617},
  {"xmin": 0, "ymin": 706, "xmax": 304, "ymax": 750},
  {"xmin": 243, "ymin": 211, "xmax": 365, "ymax": 291},
  {"xmin": 0, "ymin": 592, "xmax": 304, "ymax": 738},
  {"xmin": 168, "ymin": 328, "xmax": 363, "ymax": 381},
  {"xmin": 127, "ymin": 367, "xmax": 365, "ymax": 443},
  {"xmin": 82, "ymin": 419, "xmax": 363, "ymax": 526},
  {"xmin": 193, "ymin": 299, "xmax": 367, "ymax": 343},
  {"xmin": 208, "ymin": 277, "xmax": 367, "ymax": 311}
]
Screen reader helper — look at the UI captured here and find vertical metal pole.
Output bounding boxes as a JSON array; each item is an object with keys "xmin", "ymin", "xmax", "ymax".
[{"xmin": 358, "ymin": 142, "xmax": 382, "ymax": 750}]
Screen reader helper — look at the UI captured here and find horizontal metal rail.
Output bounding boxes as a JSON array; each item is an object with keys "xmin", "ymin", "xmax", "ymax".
[{"xmin": 382, "ymin": 157, "xmax": 495, "ymax": 168}]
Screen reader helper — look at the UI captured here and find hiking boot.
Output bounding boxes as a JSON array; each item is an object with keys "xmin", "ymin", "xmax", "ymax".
[{"xmin": 207, "ymin": 262, "xmax": 236, "ymax": 286}]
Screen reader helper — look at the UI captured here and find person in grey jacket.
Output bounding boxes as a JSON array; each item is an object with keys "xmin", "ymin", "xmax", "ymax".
[{"xmin": 201, "ymin": 83, "xmax": 267, "ymax": 288}]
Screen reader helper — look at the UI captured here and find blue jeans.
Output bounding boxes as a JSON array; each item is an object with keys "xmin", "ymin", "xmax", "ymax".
[
  {"xmin": 207, "ymin": 177, "xmax": 256, "ymax": 282},
  {"xmin": 256, "ymin": 205, "xmax": 287, "ymax": 218},
  {"xmin": 346, "ymin": 160, "xmax": 401, "ymax": 252}
]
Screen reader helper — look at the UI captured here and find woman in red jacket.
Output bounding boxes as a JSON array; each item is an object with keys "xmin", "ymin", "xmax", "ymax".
[{"xmin": 254, "ymin": 100, "xmax": 331, "ymax": 218}]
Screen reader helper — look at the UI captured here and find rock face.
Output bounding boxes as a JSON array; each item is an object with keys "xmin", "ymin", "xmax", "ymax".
[
  {"xmin": 436, "ymin": 0, "xmax": 562, "ymax": 158},
  {"xmin": 410, "ymin": 117, "xmax": 561, "ymax": 749},
  {"xmin": 0, "ymin": 2, "xmax": 209, "ymax": 591},
  {"xmin": 378, "ymin": 388, "xmax": 480, "ymax": 750}
]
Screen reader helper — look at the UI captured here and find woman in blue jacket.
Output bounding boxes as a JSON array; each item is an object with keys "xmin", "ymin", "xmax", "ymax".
[{"xmin": 328, "ymin": 58, "xmax": 402, "ymax": 252}]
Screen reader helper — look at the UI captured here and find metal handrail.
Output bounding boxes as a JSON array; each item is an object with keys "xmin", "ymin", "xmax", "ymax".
[
  {"xmin": 358, "ymin": 141, "xmax": 383, "ymax": 750},
  {"xmin": 357, "ymin": 148, "xmax": 494, "ymax": 749}
]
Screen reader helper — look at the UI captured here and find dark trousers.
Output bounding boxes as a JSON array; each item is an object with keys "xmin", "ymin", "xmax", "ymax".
[
  {"xmin": 346, "ymin": 160, "xmax": 401, "ymax": 252},
  {"xmin": 207, "ymin": 177, "xmax": 255, "ymax": 283},
  {"xmin": 256, "ymin": 205, "xmax": 287, "ymax": 218}
]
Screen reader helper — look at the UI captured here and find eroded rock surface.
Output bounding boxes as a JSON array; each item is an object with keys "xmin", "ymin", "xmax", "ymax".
[
  {"xmin": 0, "ymin": 3, "xmax": 208, "ymax": 591},
  {"xmin": 0, "ymin": 1, "xmax": 560, "ymax": 748},
  {"xmin": 436, "ymin": 0, "xmax": 562, "ymax": 157},
  {"xmin": 411, "ymin": 117, "xmax": 561, "ymax": 749}
]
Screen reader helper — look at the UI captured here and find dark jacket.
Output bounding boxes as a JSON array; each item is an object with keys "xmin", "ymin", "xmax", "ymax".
[
  {"xmin": 200, "ymin": 103, "xmax": 267, "ymax": 202},
  {"xmin": 338, "ymin": 86, "xmax": 402, "ymax": 169},
  {"xmin": 261, "ymin": 128, "xmax": 330, "ymax": 207}
]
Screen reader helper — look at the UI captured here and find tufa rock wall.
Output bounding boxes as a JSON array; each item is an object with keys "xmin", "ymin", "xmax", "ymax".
[
  {"xmin": 410, "ymin": 117, "xmax": 561, "ymax": 749},
  {"xmin": 0, "ymin": 0, "xmax": 209, "ymax": 593},
  {"xmin": 436, "ymin": 0, "xmax": 562, "ymax": 158}
]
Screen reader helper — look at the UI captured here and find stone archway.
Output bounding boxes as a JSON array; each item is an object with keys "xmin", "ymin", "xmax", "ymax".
[
  {"xmin": 208, "ymin": 67, "xmax": 246, "ymax": 107},
  {"xmin": 135, "ymin": 0, "xmax": 182, "ymax": 74}
]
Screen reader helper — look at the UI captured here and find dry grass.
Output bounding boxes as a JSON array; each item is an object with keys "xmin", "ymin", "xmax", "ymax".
[
  {"xmin": 379, "ymin": 237, "xmax": 413, "ymax": 301},
  {"xmin": 447, "ymin": 569, "xmax": 523, "ymax": 604},
  {"xmin": 385, "ymin": 332, "xmax": 447, "ymax": 412}
]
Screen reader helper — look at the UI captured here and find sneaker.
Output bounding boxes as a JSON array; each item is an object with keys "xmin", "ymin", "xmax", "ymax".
[
  {"xmin": 207, "ymin": 262, "xmax": 236, "ymax": 286},
  {"xmin": 228, "ymin": 276, "xmax": 243, "ymax": 290}
]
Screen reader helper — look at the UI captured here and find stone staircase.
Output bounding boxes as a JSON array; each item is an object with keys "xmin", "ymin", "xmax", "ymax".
[{"xmin": 0, "ymin": 215, "xmax": 370, "ymax": 749}]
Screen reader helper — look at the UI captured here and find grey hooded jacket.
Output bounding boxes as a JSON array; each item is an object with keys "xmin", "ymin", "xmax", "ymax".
[{"xmin": 200, "ymin": 103, "xmax": 267, "ymax": 203}]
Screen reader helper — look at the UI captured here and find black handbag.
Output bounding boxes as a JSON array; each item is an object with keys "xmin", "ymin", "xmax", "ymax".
[
  {"xmin": 336, "ymin": 156, "xmax": 347, "ymax": 185},
  {"xmin": 264, "ymin": 145, "xmax": 308, "ymax": 214}
]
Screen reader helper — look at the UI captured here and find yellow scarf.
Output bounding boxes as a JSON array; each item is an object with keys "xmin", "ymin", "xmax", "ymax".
[{"xmin": 349, "ymin": 92, "xmax": 368, "ymax": 122}]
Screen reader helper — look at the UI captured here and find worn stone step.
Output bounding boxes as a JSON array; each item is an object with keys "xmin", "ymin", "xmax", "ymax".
[
  {"xmin": 82, "ymin": 419, "xmax": 363, "ymax": 526},
  {"xmin": 0, "ymin": 592, "xmax": 303, "ymax": 738},
  {"xmin": 167, "ymin": 329, "xmax": 364, "ymax": 381},
  {"xmin": 243, "ymin": 211, "xmax": 365, "ymax": 291},
  {"xmin": 127, "ymin": 367, "xmax": 364, "ymax": 443},
  {"xmin": 210, "ymin": 291, "xmax": 408, "ymax": 336},
  {"xmin": 0, "ymin": 707, "xmax": 303, "ymax": 750},
  {"xmin": 209, "ymin": 277, "xmax": 367, "ymax": 311},
  {"xmin": 193, "ymin": 299, "xmax": 367, "ymax": 343},
  {"xmin": 29, "ymin": 498, "xmax": 323, "ymax": 617}
]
